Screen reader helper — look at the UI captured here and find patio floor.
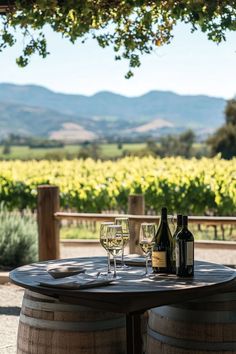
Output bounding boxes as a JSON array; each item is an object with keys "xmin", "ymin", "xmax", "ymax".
[{"xmin": 0, "ymin": 284, "xmax": 24, "ymax": 354}]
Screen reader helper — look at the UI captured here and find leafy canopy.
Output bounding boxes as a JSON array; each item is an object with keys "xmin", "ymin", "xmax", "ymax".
[{"xmin": 0, "ymin": 1, "xmax": 236, "ymax": 77}]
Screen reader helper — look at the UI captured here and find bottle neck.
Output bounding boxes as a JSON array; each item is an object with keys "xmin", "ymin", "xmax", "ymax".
[
  {"xmin": 182, "ymin": 215, "xmax": 188, "ymax": 229},
  {"xmin": 156, "ymin": 207, "xmax": 172, "ymax": 238},
  {"xmin": 160, "ymin": 207, "xmax": 168, "ymax": 222},
  {"xmin": 176, "ymin": 214, "xmax": 182, "ymax": 228},
  {"xmin": 161, "ymin": 216, "xmax": 167, "ymax": 223}
]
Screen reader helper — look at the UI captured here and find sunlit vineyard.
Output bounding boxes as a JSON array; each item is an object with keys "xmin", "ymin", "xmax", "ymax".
[{"xmin": 0, "ymin": 156, "xmax": 235, "ymax": 215}]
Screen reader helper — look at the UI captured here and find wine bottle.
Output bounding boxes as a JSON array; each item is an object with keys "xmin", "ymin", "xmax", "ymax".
[
  {"xmin": 172, "ymin": 214, "xmax": 183, "ymax": 273},
  {"xmin": 176, "ymin": 215, "xmax": 194, "ymax": 277},
  {"xmin": 152, "ymin": 207, "xmax": 173, "ymax": 274}
]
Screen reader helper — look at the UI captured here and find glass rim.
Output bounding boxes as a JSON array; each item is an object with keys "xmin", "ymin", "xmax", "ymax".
[{"xmin": 107, "ymin": 224, "xmax": 123, "ymax": 229}]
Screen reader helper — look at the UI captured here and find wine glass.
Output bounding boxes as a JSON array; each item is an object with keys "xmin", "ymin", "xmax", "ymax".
[
  {"xmin": 99, "ymin": 222, "xmax": 114, "ymax": 275},
  {"xmin": 115, "ymin": 217, "xmax": 130, "ymax": 268},
  {"xmin": 106, "ymin": 224, "xmax": 123, "ymax": 278},
  {"xmin": 168, "ymin": 213, "xmax": 175, "ymax": 234},
  {"xmin": 139, "ymin": 223, "xmax": 156, "ymax": 276}
]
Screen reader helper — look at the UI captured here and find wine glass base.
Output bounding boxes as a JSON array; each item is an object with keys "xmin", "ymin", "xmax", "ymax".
[
  {"xmin": 142, "ymin": 272, "xmax": 151, "ymax": 277},
  {"xmin": 116, "ymin": 263, "xmax": 130, "ymax": 269}
]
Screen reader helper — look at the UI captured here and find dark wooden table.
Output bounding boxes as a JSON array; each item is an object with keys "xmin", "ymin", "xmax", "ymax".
[{"xmin": 10, "ymin": 257, "xmax": 236, "ymax": 354}]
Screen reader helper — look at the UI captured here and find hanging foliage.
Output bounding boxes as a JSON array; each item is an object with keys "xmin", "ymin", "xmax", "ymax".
[{"xmin": 0, "ymin": 1, "xmax": 236, "ymax": 77}]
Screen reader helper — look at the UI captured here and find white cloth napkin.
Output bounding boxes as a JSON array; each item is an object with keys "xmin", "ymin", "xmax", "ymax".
[{"xmin": 39, "ymin": 273, "xmax": 113, "ymax": 289}]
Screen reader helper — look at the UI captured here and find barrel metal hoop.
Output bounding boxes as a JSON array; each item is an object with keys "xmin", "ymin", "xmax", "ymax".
[
  {"xmin": 22, "ymin": 298, "xmax": 98, "ymax": 313},
  {"xmin": 25, "ymin": 290, "xmax": 55, "ymax": 301},
  {"xmin": 20, "ymin": 313, "xmax": 126, "ymax": 332},
  {"xmin": 147, "ymin": 326, "xmax": 236, "ymax": 351},
  {"xmin": 151, "ymin": 305, "xmax": 236, "ymax": 323}
]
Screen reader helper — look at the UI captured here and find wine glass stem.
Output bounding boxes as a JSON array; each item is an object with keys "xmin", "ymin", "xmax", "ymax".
[
  {"xmin": 113, "ymin": 256, "xmax": 117, "ymax": 278},
  {"xmin": 121, "ymin": 247, "xmax": 124, "ymax": 267},
  {"xmin": 107, "ymin": 252, "xmax": 111, "ymax": 273},
  {"xmin": 145, "ymin": 255, "xmax": 148, "ymax": 275}
]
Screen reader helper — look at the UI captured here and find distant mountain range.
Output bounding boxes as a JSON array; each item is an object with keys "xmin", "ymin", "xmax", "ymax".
[{"xmin": 0, "ymin": 83, "xmax": 226, "ymax": 141}]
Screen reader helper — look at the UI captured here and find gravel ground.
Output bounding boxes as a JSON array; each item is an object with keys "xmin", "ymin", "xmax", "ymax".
[{"xmin": 0, "ymin": 284, "xmax": 24, "ymax": 354}]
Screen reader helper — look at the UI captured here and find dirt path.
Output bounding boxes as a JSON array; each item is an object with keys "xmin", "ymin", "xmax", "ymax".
[{"xmin": 0, "ymin": 284, "xmax": 24, "ymax": 354}]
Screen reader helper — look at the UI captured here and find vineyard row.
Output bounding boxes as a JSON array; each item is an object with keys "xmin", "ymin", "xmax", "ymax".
[{"xmin": 0, "ymin": 156, "xmax": 235, "ymax": 215}]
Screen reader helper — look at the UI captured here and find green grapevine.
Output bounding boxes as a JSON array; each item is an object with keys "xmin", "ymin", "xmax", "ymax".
[{"xmin": 0, "ymin": 157, "xmax": 235, "ymax": 215}]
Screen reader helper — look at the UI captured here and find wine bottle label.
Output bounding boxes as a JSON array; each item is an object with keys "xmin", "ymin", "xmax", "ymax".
[
  {"xmin": 186, "ymin": 241, "xmax": 194, "ymax": 265},
  {"xmin": 175, "ymin": 245, "xmax": 180, "ymax": 267},
  {"xmin": 152, "ymin": 251, "xmax": 167, "ymax": 267}
]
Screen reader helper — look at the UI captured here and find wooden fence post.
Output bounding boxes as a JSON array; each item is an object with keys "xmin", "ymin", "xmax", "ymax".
[
  {"xmin": 37, "ymin": 185, "xmax": 60, "ymax": 261},
  {"xmin": 128, "ymin": 194, "xmax": 145, "ymax": 254}
]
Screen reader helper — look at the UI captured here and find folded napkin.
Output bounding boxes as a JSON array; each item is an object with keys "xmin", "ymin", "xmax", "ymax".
[
  {"xmin": 39, "ymin": 273, "xmax": 113, "ymax": 289},
  {"xmin": 47, "ymin": 264, "xmax": 85, "ymax": 279}
]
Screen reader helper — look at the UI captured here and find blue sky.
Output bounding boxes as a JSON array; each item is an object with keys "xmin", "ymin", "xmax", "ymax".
[{"xmin": 1, "ymin": 23, "xmax": 236, "ymax": 98}]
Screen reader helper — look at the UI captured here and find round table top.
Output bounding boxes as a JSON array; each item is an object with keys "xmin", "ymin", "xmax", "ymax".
[{"xmin": 10, "ymin": 257, "xmax": 236, "ymax": 313}]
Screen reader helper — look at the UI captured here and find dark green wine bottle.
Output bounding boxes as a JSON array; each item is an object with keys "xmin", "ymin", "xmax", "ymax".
[
  {"xmin": 176, "ymin": 215, "xmax": 194, "ymax": 277},
  {"xmin": 172, "ymin": 214, "xmax": 183, "ymax": 273},
  {"xmin": 152, "ymin": 207, "xmax": 173, "ymax": 274}
]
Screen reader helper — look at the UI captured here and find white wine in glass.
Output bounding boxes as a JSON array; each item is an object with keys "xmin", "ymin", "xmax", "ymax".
[
  {"xmin": 99, "ymin": 222, "xmax": 114, "ymax": 274},
  {"xmin": 106, "ymin": 225, "xmax": 123, "ymax": 278},
  {"xmin": 115, "ymin": 217, "xmax": 130, "ymax": 268},
  {"xmin": 139, "ymin": 240, "xmax": 154, "ymax": 255},
  {"xmin": 139, "ymin": 223, "xmax": 156, "ymax": 276}
]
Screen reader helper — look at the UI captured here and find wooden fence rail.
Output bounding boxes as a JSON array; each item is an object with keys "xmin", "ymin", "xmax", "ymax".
[
  {"xmin": 37, "ymin": 185, "xmax": 236, "ymax": 261},
  {"xmin": 54, "ymin": 212, "xmax": 236, "ymax": 225}
]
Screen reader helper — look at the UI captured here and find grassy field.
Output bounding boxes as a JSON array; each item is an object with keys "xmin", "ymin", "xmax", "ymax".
[
  {"xmin": 100, "ymin": 143, "xmax": 146, "ymax": 158},
  {"xmin": 0, "ymin": 142, "xmax": 208, "ymax": 160},
  {"xmin": 0, "ymin": 143, "xmax": 146, "ymax": 160}
]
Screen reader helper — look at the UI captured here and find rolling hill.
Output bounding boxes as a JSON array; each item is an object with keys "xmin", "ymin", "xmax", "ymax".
[{"xmin": 0, "ymin": 83, "xmax": 226, "ymax": 141}]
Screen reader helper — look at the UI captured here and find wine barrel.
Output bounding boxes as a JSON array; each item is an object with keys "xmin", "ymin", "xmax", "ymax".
[
  {"xmin": 17, "ymin": 290, "xmax": 126, "ymax": 354},
  {"xmin": 147, "ymin": 291, "xmax": 236, "ymax": 354}
]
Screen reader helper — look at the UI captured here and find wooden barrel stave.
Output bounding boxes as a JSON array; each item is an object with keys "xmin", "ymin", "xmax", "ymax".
[
  {"xmin": 17, "ymin": 290, "xmax": 126, "ymax": 354},
  {"xmin": 147, "ymin": 292, "xmax": 236, "ymax": 354}
]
